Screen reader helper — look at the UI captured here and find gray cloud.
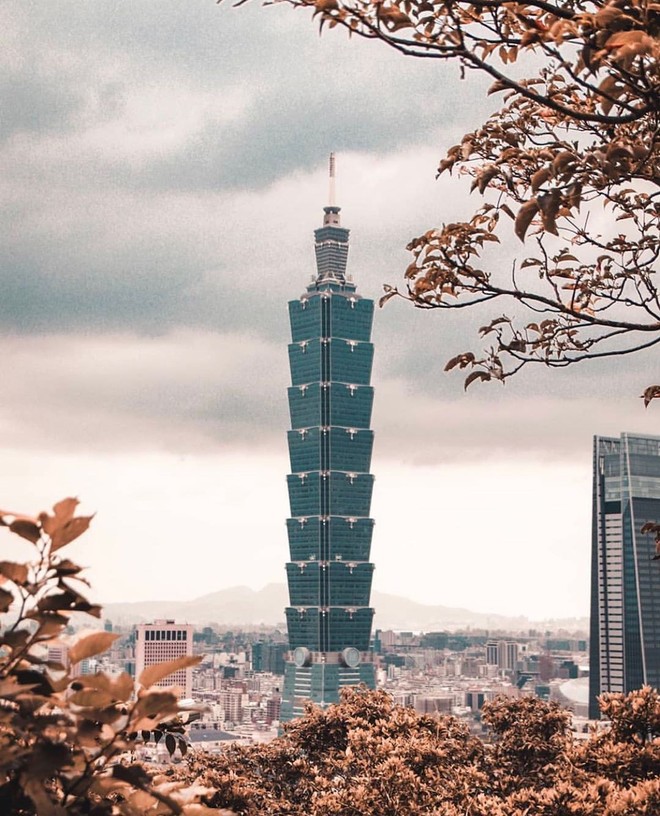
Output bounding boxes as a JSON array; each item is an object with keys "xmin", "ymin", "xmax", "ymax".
[
  {"xmin": 1, "ymin": 1, "xmax": 656, "ymax": 469},
  {"xmin": 0, "ymin": 73, "xmax": 82, "ymax": 141},
  {"xmin": 0, "ymin": 2, "xmax": 492, "ymax": 344},
  {"xmin": 2, "ymin": 2, "xmax": 488, "ymax": 190},
  {"xmin": 0, "ymin": 331, "xmax": 288, "ymax": 453}
]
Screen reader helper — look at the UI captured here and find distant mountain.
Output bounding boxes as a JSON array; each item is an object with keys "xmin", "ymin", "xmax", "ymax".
[{"xmin": 102, "ymin": 584, "xmax": 588, "ymax": 633}]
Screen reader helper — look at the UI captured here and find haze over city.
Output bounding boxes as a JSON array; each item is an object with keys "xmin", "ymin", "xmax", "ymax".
[{"xmin": 2, "ymin": 0, "xmax": 657, "ymax": 621}]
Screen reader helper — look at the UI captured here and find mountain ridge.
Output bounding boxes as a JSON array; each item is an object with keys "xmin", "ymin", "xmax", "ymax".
[{"xmin": 101, "ymin": 583, "xmax": 588, "ymax": 633}]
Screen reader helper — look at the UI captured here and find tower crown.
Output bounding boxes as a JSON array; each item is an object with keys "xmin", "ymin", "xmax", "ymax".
[{"xmin": 314, "ymin": 154, "xmax": 350, "ymax": 284}]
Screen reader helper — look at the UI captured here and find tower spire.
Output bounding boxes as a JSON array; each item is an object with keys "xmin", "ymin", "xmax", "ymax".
[{"xmin": 328, "ymin": 152, "xmax": 336, "ymax": 207}]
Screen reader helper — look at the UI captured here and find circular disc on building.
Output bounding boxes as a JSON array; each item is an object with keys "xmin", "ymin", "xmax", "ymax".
[
  {"xmin": 342, "ymin": 647, "xmax": 360, "ymax": 668},
  {"xmin": 293, "ymin": 647, "xmax": 311, "ymax": 667}
]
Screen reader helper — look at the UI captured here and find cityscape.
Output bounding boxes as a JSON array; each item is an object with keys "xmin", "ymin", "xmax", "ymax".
[
  {"xmin": 1, "ymin": 4, "xmax": 659, "ymax": 812},
  {"xmin": 37, "ymin": 164, "xmax": 660, "ymax": 752}
]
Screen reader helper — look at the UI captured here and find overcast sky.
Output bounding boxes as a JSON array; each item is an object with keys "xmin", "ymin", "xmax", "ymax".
[{"xmin": 1, "ymin": 0, "xmax": 657, "ymax": 621}]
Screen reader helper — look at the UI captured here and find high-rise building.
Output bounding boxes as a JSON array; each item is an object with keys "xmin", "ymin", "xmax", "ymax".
[
  {"xmin": 486, "ymin": 641, "xmax": 498, "ymax": 666},
  {"xmin": 589, "ymin": 433, "xmax": 660, "ymax": 718},
  {"xmin": 266, "ymin": 695, "xmax": 282, "ymax": 725},
  {"xmin": 221, "ymin": 688, "xmax": 244, "ymax": 724},
  {"xmin": 499, "ymin": 641, "xmax": 519, "ymax": 672},
  {"xmin": 135, "ymin": 619, "xmax": 194, "ymax": 698},
  {"xmin": 251, "ymin": 641, "xmax": 286, "ymax": 675},
  {"xmin": 280, "ymin": 157, "xmax": 376, "ymax": 723}
]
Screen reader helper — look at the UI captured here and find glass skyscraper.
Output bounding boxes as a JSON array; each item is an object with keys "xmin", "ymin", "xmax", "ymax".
[
  {"xmin": 280, "ymin": 165, "xmax": 376, "ymax": 723},
  {"xmin": 589, "ymin": 433, "xmax": 660, "ymax": 719}
]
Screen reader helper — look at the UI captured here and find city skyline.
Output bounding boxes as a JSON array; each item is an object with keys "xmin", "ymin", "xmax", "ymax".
[{"xmin": 1, "ymin": 1, "xmax": 658, "ymax": 621}]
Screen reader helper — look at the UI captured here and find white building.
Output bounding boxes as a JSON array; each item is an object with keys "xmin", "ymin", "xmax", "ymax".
[{"xmin": 135, "ymin": 619, "xmax": 194, "ymax": 698}]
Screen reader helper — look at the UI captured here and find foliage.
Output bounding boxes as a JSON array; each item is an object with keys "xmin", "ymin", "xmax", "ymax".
[
  {"xmin": 0, "ymin": 499, "xmax": 215, "ymax": 816},
  {"xmin": 273, "ymin": 0, "xmax": 660, "ymax": 396},
  {"xmin": 178, "ymin": 684, "xmax": 660, "ymax": 815}
]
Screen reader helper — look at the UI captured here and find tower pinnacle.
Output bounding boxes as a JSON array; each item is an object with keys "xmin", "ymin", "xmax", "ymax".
[
  {"xmin": 328, "ymin": 152, "xmax": 336, "ymax": 208},
  {"xmin": 314, "ymin": 153, "xmax": 350, "ymax": 283}
]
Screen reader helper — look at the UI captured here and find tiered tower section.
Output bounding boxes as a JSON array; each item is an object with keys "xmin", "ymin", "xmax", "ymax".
[{"xmin": 280, "ymin": 162, "xmax": 376, "ymax": 723}]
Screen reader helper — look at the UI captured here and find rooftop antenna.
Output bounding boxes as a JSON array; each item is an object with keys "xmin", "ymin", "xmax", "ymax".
[{"xmin": 328, "ymin": 152, "xmax": 336, "ymax": 207}]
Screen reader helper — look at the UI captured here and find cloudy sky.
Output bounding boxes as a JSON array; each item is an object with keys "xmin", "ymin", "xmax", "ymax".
[{"xmin": 1, "ymin": 0, "xmax": 657, "ymax": 621}]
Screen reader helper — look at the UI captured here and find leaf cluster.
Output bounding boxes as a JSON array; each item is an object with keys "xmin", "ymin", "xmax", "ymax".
[
  {"xmin": 176, "ymin": 684, "xmax": 660, "ymax": 815},
  {"xmin": 0, "ymin": 499, "xmax": 211, "ymax": 816}
]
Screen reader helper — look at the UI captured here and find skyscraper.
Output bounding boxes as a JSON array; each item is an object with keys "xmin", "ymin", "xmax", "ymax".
[
  {"xmin": 280, "ymin": 157, "xmax": 376, "ymax": 723},
  {"xmin": 589, "ymin": 433, "xmax": 660, "ymax": 719}
]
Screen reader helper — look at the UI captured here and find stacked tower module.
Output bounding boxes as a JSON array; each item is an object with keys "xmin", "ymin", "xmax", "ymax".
[{"xmin": 280, "ymin": 169, "xmax": 376, "ymax": 723}]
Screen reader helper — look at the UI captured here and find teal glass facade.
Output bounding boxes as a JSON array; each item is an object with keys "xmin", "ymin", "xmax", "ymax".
[
  {"xmin": 589, "ymin": 433, "xmax": 660, "ymax": 718},
  {"xmin": 280, "ymin": 203, "xmax": 376, "ymax": 723}
]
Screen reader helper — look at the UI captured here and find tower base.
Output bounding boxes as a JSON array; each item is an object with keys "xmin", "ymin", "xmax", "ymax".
[{"xmin": 280, "ymin": 660, "xmax": 376, "ymax": 724}]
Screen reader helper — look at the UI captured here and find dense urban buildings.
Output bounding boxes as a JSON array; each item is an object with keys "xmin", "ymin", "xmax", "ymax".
[
  {"xmin": 589, "ymin": 433, "xmax": 660, "ymax": 718},
  {"xmin": 135, "ymin": 619, "xmax": 194, "ymax": 698},
  {"xmin": 280, "ymin": 157, "xmax": 377, "ymax": 722}
]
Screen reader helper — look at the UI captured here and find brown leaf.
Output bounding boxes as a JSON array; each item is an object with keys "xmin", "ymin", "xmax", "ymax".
[
  {"xmin": 9, "ymin": 518, "xmax": 41, "ymax": 544},
  {"xmin": 514, "ymin": 199, "xmax": 539, "ymax": 242},
  {"xmin": 69, "ymin": 688, "xmax": 116, "ymax": 708},
  {"xmin": 0, "ymin": 560, "xmax": 29, "ymax": 585},
  {"xmin": 53, "ymin": 558, "xmax": 83, "ymax": 577},
  {"xmin": 376, "ymin": 5, "xmax": 412, "ymax": 31},
  {"xmin": 444, "ymin": 352, "xmax": 475, "ymax": 371},
  {"xmin": 3, "ymin": 629, "xmax": 30, "ymax": 650},
  {"xmin": 112, "ymin": 671, "xmax": 135, "ymax": 702},
  {"xmin": 530, "ymin": 167, "xmax": 551, "ymax": 193},
  {"xmin": 39, "ymin": 498, "xmax": 79, "ymax": 536},
  {"xmin": 641, "ymin": 385, "xmax": 660, "ymax": 408},
  {"xmin": 133, "ymin": 691, "xmax": 180, "ymax": 723},
  {"xmin": 552, "ymin": 151, "xmax": 575, "ymax": 176},
  {"xmin": 487, "ymin": 79, "xmax": 507, "ymax": 95},
  {"xmin": 379, "ymin": 288, "xmax": 398, "ymax": 308},
  {"xmin": 21, "ymin": 777, "xmax": 67, "ymax": 816},
  {"xmin": 475, "ymin": 165, "xmax": 499, "ymax": 194},
  {"xmin": 606, "ymin": 30, "xmax": 656, "ymax": 54},
  {"xmin": 50, "ymin": 515, "xmax": 93, "ymax": 551},
  {"xmin": 0, "ymin": 587, "xmax": 14, "ymax": 612},
  {"xmin": 68, "ymin": 631, "xmax": 119, "ymax": 665},
  {"xmin": 537, "ymin": 190, "xmax": 561, "ymax": 235},
  {"xmin": 35, "ymin": 617, "xmax": 68, "ymax": 639},
  {"xmin": 464, "ymin": 371, "xmax": 491, "ymax": 390},
  {"xmin": 165, "ymin": 733, "xmax": 177, "ymax": 755},
  {"xmin": 139, "ymin": 655, "xmax": 202, "ymax": 688}
]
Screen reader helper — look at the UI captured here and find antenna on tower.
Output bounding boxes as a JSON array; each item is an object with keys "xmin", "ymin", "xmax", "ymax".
[{"xmin": 328, "ymin": 152, "xmax": 336, "ymax": 207}]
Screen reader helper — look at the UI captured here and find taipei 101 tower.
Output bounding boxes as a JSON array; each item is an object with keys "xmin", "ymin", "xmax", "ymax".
[{"xmin": 280, "ymin": 156, "xmax": 377, "ymax": 723}]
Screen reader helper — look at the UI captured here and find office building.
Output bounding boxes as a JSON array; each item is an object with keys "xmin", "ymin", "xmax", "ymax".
[
  {"xmin": 589, "ymin": 433, "xmax": 660, "ymax": 718},
  {"xmin": 499, "ymin": 641, "xmax": 519, "ymax": 672},
  {"xmin": 135, "ymin": 619, "xmax": 194, "ymax": 698},
  {"xmin": 266, "ymin": 695, "xmax": 282, "ymax": 724},
  {"xmin": 486, "ymin": 641, "xmax": 498, "ymax": 666},
  {"xmin": 280, "ymin": 157, "xmax": 376, "ymax": 722},
  {"xmin": 485, "ymin": 640, "xmax": 519, "ymax": 671},
  {"xmin": 251, "ymin": 641, "xmax": 286, "ymax": 675},
  {"xmin": 221, "ymin": 688, "xmax": 244, "ymax": 724}
]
